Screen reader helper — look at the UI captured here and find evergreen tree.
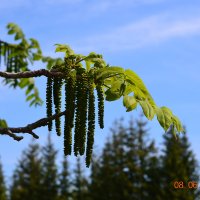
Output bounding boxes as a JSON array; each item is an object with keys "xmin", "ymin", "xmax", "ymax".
[
  {"xmin": 89, "ymin": 117, "xmax": 160, "ymax": 200},
  {"xmin": 10, "ymin": 141, "xmax": 42, "ymax": 200},
  {"xmin": 91, "ymin": 119, "xmax": 132, "ymax": 200},
  {"xmin": 133, "ymin": 118, "xmax": 161, "ymax": 200},
  {"xmin": 160, "ymin": 129, "xmax": 200, "ymax": 200},
  {"xmin": 58, "ymin": 155, "xmax": 71, "ymax": 200},
  {"xmin": 41, "ymin": 133, "xmax": 58, "ymax": 200},
  {"xmin": 72, "ymin": 157, "xmax": 89, "ymax": 200},
  {"xmin": 0, "ymin": 159, "xmax": 7, "ymax": 200}
]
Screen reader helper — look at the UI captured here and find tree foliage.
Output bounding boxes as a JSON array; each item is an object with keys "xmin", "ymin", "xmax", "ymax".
[
  {"xmin": 160, "ymin": 129, "xmax": 200, "ymax": 199},
  {"xmin": 40, "ymin": 134, "xmax": 58, "ymax": 200},
  {"xmin": 0, "ymin": 117, "xmax": 199, "ymax": 200},
  {"xmin": 58, "ymin": 156, "xmax": 71, "ymax": 200},
  {"xmin": 0, "ymin": 160, "xmax": 7, "ymax": 200},
  {"xmin": 10, "ymin": 142, "xmax": 43, "ymax": 200},
  {"xmin": 0, "ymin": 23, "xmax": 184, "ymax": 167}
]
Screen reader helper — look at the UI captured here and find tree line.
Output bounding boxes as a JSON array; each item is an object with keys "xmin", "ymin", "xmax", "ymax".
[{"xmin": 0, "ymin": 117, "xmax": 199, "ymax": 200}]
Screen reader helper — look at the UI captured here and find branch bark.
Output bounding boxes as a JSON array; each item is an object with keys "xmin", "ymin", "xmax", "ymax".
[
  {"xmin": 0, "ymin": 110, "xmax": 69, "ymax": 141},
  {"xmin": 0, "ymin": 69, "xmax": 66, "ymax": 79}
]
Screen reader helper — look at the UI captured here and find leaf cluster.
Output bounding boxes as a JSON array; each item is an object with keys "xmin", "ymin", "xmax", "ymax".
[{"xmin": 44, "ymin": 44, "xmax": 184, "ymax": 166}]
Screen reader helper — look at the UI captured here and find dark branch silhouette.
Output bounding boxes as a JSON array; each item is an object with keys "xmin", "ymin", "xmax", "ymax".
[
  {"xmin": 0, "ymin": 69, "xmax": 66, "ymax": 79},
  {"xmin": 0, "ymin": 110, "xmax": 69, "ymax": 141}
]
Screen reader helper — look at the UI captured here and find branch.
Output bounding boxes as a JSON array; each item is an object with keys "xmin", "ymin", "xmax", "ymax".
[
  {"xmin": 0, "ymin": 69, "xmax": 66, "ymax": 79},
  {"xmin": 0, "ymin": 110, "xmax": 69, "ymax": 141}
]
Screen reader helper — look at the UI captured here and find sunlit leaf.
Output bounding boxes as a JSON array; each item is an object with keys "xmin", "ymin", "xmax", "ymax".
[
  {"xmin": 0, "ymin": 119, "xmax": 8, "ymax": 128},
  {"xmin": 123, "ymin": 95, "xmax": 137, "ymax": 112},
  {"xmin": 55, "ymin": 44, "xmax": 74, "ymax": 57},
  {"xmin": 139, "ymin": 100, "xmax": 155, "ymax": 120}
]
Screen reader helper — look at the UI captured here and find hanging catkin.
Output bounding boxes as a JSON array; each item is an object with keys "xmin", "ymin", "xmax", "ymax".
[
  {"xmin": 74, "ymin": 68, "xmax": 88, "ymax": 156},
  {"xmin": 53, "ymin": 77, "xmax": 62, "ymax": 136},
  {"xmin": 86, "ymin": 80, "xmax": 95, "ymax": 167},
  {"xmin": 46, "ymin": 77, "xmax": 53, "ymax": 131},
  {"xmin": 96, "ymin": 84, "xmax": 104, "ymax": 129},
  {"xmin": 64, "ymin": 77, "xmax": 76, "ymax": 155},
  {"xmin": 78, "ymin": 71, "xmax": 88, "ymax": 155}
]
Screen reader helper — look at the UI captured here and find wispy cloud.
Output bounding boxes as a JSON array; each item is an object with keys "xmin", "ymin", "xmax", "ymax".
[{"xmin": 74, "ymin": 14, "xmax": 200, "ymax": 52}]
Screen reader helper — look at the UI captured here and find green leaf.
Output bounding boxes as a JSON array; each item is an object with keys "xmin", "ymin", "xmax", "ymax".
[
  {"xmin": 55, "ymin": 44, "xmax": 74, "ymax": 57},
  {"xmin": 0, "ymin": 119, "xmax": 8, "ymax": 128},
  {"xmin": 29, "ymin": 38, "xmax": 40, "ymax": 49},
  {"xmin": 7, "ymin": 23, "xmax": 24, "ymax": 41},
  {"xmin": 96, "ymin": 66, "xmax": 124, "ymax": 81},
  {"xmin": 156, "ymin": 107, "xmax": 173, "ymax": 131},
  {"xmin": 18, "ymin": 79, "xmax": 30, "ymax": 89},
  {"xmin": 161, "ymin": 106, "xmax": 173, "ymax": 130},
  {"xmin": 120, "ymin": 83, "xmax": 126, "ymax": 95},
  {"xmin": 110, "ymin": 80, "xmax": 123, "ymax": 92},
  {"xmin": 85, "ymin": 60, "xmax": 91, "ymax": 71},
  {"xmin": 156, "ymin": 107, "xmax": 165, "ymax": 129},
  {"xmin": 26, "ymin": 94, "xmax": 35, "ymax": 101},
  {"xmin": 25, "ymin": 84, "xmax": 34, "ymax": 95},
  {"xmin": 85, "ymin": 52, "xmax": 103, "ymax": 62},
  {"xmin": 33, "ymin": 53, "xmax": 42, "ymax": 61},
  {"xmin": 105, "ymin": 80, "xmax": 125, "ymax": 101},
  {"xmin": 125, "ymin": 69, "xmax": 149, "ymax": 97},
  {"xmin": 172, "ymin": 115, "xmax": 183, "ymax": 132},
  {"xmin": 123, "ymin": 83, "xmax": 133, "ymax": 95},
  {"xmin": 105, "ymin": 90, "xmax": 121, "ymax": 101},
  {"xmin": 123, "ymin": 95, "xmax": 137, "ymax": 112},
  {"xmin": 129, "ymin": 84, "xmax": 146, "ymax": 100},
  {"xmin": 139, "ymin": 100, "xmax": 155, "ymax": 120}
]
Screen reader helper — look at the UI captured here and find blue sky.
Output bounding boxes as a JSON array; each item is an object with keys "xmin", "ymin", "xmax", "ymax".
[{"xmin": 0, "ymin": 0, "xmax": 200, "ymax": 182}]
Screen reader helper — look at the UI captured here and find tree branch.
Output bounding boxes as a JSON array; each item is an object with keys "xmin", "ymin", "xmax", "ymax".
[
  {"xmin": 0, "ymin": 69, "xmax": 66, "ymax": 79},
  {"xmin": 0, "ymin": 110, "xmax": 69, "ymax": 141}
]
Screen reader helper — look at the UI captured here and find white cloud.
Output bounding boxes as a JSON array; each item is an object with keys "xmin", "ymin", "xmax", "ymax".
[{"xmin": 75, "ymin": 14, "xmax": 200, "ymax": 52}]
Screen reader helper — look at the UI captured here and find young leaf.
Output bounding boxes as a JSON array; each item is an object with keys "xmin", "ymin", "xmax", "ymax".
[
  {"xmin": 105, "ymin": 90, "xmax": 121, "ymax": 101},
  {"xmin": 156, "ymin": 106, "xmax": 173, "ymax": 131},
  {"xmin": 139, "ymin": 100, "xmax": 155, "ymax": 120},
  {"xmin": 161, "ymin": 106, "xmax": 173, "ymax": 130},
  {"xmin": 125, "ymin": 69, "xmax": 149, "ymax": 97},
  {"xmin": 96, "ymin": 66, "xmax": 124, "ymax": 81},
  {"xmin": 0, "ymin": 119, "xmax": 8, "ymax": 128},
  {"xmin": 105, "ymin": 80, "xmax": 124, "ymax": 101},
  {"xmin": 18, "ymin": 78, "xmax": 30, "ymax": 89},
  {"xmin": 123, "ymin": 95, "xmax": 137, "ymax": 112},
  {"xmin": 172, "ymin": 115, "xmax": 183, "ymax": 132},
  {"xmin": 156, "ymin": 107, "xmax": 165, "ymax": 129},
  {"xmin": 55, "ymin": 44, "xmax": 74, "ymax": 57}
]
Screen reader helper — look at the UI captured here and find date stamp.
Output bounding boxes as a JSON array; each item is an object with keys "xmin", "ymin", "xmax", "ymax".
[{"xmin": 173, "ymin": 181, "xmax": 198, "ymax": 189}]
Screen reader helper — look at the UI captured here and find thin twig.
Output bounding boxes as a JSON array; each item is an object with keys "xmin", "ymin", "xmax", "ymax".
[
  {"xmin": 0, "ymin": 69, "xmax": 66, "ymax": 79},
  {"xmin": 0, "ymin": 110, "xmax": 69, "ymax": 141}
]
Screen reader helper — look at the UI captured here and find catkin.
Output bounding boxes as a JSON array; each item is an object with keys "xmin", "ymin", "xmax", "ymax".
[
  {"xmin": 74, "ymin": 77, "xmax": 81, "ymax": 156},
  {"xmin": 74, "ymin": 68, "xmax": 88, "ymax": 156},
  {"xmin": 53, "ymin": 77, "xmax": 62, "ymax": 136},
  {"xmin": 86, "ymin": 80, "xmax": 95, "ymax": 167},
  {"xmin": 46, "ymin": 77, "xmax": 53, "ymax": 131},
  {"xmin": 96, "ymin": 84, "xmax": 104, "ymax": 129},
  {"xmin": 79, "ymin": 71, "xmax": 88, "ymax": 155},
  {"xmin": 64, "ymin": 77, "xmax": 76, "ymax": 155}
]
